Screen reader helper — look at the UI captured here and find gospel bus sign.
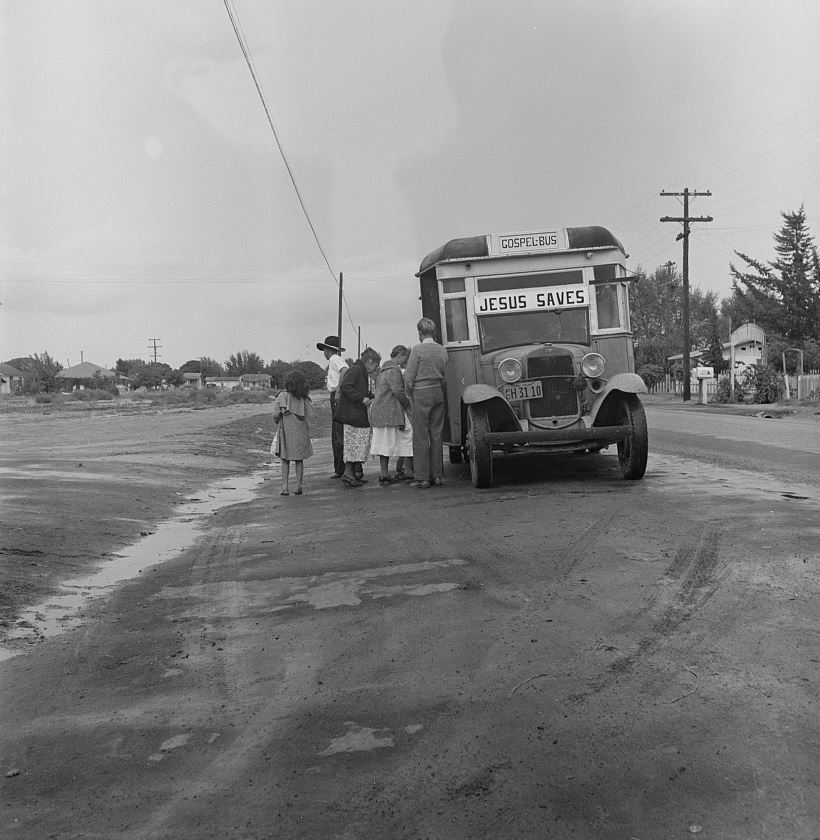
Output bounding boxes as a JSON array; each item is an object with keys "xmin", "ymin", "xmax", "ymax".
[{"xmin": 489, "ymin": 229, "xmax": 566, "ymax": 256}]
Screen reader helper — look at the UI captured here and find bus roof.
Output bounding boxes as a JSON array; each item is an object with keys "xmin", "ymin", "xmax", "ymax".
[{"xmin": 418, "ymin": 225, "xmax": 627, "ymax": 274}]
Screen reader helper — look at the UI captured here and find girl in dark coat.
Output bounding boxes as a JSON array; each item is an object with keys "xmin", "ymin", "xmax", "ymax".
[{"xmin": 334, "ymin": 347, "xmax": 381, "ymax": 487}]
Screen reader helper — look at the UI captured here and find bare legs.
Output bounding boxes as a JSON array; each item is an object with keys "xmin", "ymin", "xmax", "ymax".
[{"xmin": 281, "ymin": 459, "xmax": 304, "ymax": 495}]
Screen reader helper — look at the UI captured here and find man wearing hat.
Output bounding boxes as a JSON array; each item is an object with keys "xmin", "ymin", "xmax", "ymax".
[{"xmin": 317, "ymin": 335, "xmax": 348, "ymax": 478}]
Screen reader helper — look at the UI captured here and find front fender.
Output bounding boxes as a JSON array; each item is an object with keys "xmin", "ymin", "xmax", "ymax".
[
  {"xmin": 590, "ymin": 373, "xmax": 647, "ymax": 424},
  {"xmin": 462, "ymin": 383, "xmax": 505, "ymax": 405},
  {"xmin": 459, "ymin": 384, "xmax": 521, "ymax": 444}
]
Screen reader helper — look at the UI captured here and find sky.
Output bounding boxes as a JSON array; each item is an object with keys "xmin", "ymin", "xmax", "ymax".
[{"xmin": 1, "ymin": 0, "xmax": 819, "ymax": 370}]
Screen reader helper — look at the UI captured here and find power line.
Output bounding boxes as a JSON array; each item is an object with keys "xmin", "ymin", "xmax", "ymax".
[{"xmin": 222, "ymin": 0, "xmax": 358, "ymax": 336}]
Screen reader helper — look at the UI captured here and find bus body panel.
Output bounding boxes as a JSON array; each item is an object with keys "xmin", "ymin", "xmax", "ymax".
[{"xmin": 443, "ymin": 347, "xmax": 481, "ymax": 446}]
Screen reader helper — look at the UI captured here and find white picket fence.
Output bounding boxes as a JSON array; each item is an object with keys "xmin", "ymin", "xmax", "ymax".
[{"xmin": 649, "ymin": 371, "xmax": 820, "ymax": 400}]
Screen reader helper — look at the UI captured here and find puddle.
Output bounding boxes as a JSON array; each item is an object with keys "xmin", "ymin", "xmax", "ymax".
[
  {"xmin": 0, "ymin": 470, "xmax": 268, "ymax": 662},
  {"xmin": 318, "ymin": 722, "xmax": 395, "ymax": 756},
  {"xmin": 156, "ymin": 558, "xmax": 468, "ymax": 618},
  {"xmin": 649, "ymin": 453, "xmax": 817, "ymax": 504}
]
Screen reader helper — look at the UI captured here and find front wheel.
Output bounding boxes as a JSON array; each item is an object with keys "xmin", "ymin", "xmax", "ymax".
[
  {"xmin": 467, "ymin": 405, "xmax": 493, "ymax": 488},
  {"xmin": 616, "ymin": 394, "xmax": 648, "ymax": 480}
]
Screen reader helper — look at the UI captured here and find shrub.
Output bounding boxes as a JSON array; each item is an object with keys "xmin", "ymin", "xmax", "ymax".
[
  {"xmin": 713, "ymin": 376, "xmax": 734, "ymax": 404},
  {"xmin": 160, "ymin": 391, "xmax": 190, "ymax": 405},
  {"xmin": 637, "ymin": 363, "xmax": 665, "ymax": 392},
  {"xmin": 738, "ymin": 365, "xmax": 783, "ymax": 404},
  {"xmin": 72, "ymin": 388, "xmax": 115, "ymax": 402},
  {"xmin": 193, "ymin": 388, "xmax": 219, "ymax": 404}
]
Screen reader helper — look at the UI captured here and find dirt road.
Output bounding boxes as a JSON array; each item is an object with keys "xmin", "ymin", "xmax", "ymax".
[{"xmin": 1, "ymin": 397, "xmax": 818, "ymax": 839}]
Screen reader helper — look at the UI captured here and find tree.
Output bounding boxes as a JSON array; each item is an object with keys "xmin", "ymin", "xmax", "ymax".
[
  {"xmin": 130, "ymin": 362, "xmax": 172, "ymax": 390},
  {"xmin": 729, "ymin": 206, "xmax": 820, "ymax": 344},
  {"xmin": 630, "ymin": 265, "xmax": 722, "ymax": 371},
  {"xmin": 6, "ymin": 353, "xmax": 64, "ymax": 393},
  {"xmin": 225, "ymin": 350, "xmax": 265, "ymax": 375},
  {"xmin": 264, "ymin": 359, "xmax": 291, "ymax": 389},
  {"xmin": 178, "ymin": 357, "xmax": 224, "ymax": 377},
  {"xmin": 115, "ymin": 358, "xmax": 147, "ymax": 375},
  {"xmin": 630, "ymin": 265, "xmax": 682, "ymax": 369},
  {"xmin": 291, "ymin": 360, "xmax": 326, "ymax": 390},
  {"xmin": 702, "ymin": 312, "xmax": 729, "ymax": 375}
]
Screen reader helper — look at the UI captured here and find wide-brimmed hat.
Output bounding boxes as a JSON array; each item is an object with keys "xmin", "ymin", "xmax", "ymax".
[{"xmin": 316, "ymin": 335, "xmax": 345, "ymax": 353}]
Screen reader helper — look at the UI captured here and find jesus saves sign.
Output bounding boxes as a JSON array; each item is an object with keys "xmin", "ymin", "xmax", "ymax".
[{"xmin": 474, "ymin": 285, "xmax": 587, "ymax": 314}]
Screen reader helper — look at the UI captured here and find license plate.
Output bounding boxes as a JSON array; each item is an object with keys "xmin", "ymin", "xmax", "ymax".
[{"xmin": 502, "ymin": 380, "xmax": 543, "ymax": 401}]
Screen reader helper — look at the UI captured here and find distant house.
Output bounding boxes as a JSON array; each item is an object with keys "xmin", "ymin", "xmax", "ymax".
[
  {"xmin": 240, "ymin": 373, "xmax": 272, "ymax": 390},
  {"xmin": 182, "ymin": 372, "xmax": 204, "ymax": 390},
  {"xmin": 55, "ymin": 361, "xmax": 116, "ymax": 390},
  {"xmin": 723, "ymin": 323, "xmax": 765, "ymax": 369},
  {"xmin": 667, "ymin": 323, "xmax": 766, "ymax": 380},
  {"xmin": 0, "ymin": 363, "xmax": 25, "ymax": 396},
  {"xmin": 205, "ymin": 375, "xmax": 242, "ymax": 389},
  {"xmin": 204, "ymin": 374, "xmax": 272, "ymax": 390}
]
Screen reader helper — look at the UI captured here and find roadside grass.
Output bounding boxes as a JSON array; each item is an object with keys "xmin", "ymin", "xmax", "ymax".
[{"xmin": 4, "ymin": 388, "xmax": 281, "ymax": 413}]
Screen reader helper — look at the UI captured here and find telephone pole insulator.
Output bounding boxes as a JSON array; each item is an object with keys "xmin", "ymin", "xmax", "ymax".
[{"xmin": 660, "ymin": 189, "xmax": 713, "ymax": 402}]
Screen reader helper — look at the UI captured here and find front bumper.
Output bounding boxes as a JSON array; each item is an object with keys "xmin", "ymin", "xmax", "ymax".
[{"xmin": 483, "ymin": 424, "xmax": 629, "ymax": 447}]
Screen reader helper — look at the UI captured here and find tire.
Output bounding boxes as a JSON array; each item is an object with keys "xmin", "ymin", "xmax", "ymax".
[
  {"xmin": 467, "ymin": 405, "xmax": 493, "ymax": 488},
  {"xmin": 616, "ymin": 394, "xmax": 648, "ymax": 480},
  {"xmin": 449, "ymin": 445, "xmax": 464, "ymax": 464}
]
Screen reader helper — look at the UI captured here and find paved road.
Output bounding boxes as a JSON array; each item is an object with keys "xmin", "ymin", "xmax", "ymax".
[
  {"xmin": 2, "ymin": 402, "xmax": 818, "ymax": 839},
  {"xmin": 645, "ymin": 401, "xmax": 820, "ymax": 488}
]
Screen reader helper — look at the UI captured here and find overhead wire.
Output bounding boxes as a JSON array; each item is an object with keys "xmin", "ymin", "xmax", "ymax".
[
  {"xmin": 222, "ymin": 0, "xmax": 358, "ymax": 334},
  {"xmin": 621, "ymin": 100, "xmax": 820, "ymax": 276}
]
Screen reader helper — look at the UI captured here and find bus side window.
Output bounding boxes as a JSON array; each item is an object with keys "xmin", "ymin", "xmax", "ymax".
[
  {"xmin": 445, "ymin": 298, "xmax": 470, "ymax": 342},
  {"xmin": 595, "ymin": 283, "xmax": 621, "ymax": 330}
]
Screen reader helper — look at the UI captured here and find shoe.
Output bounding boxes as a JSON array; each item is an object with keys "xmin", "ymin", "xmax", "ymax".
[
  {"xmin": 294, "ymin": 488, "xmax": 303, "ymax": 495},
  {"xmin": 430, "ymin": 478, "xmax": 442, "ymax": 487},
  {"xmin": 341, "ymin": 475, "xmax": 364, "ymax": 487},
  {"xmin": 394, "ymin": 470, "xmax": 405, "ymax": 481},
  {"xmin": 280, "ymin": 490, "xmax": 289, "ymax": 496},
  {"xmin": 355, "ymin": 476, "xmax": 368, "ymax": 484},
  {"xmin": 411, "ymin": 480, "xmax": 430, "ymax": 489},
  {"xmin": 331, "ymin": 473, "xmax": 342, "ymax": 479},
  {"xmin": 378, "ymin": 475, "xmax": 398, "ymax": 484}
]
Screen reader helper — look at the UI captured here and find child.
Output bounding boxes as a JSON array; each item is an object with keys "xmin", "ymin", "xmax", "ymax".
[{"xmin": 272, "ymin": 370, "xmax": 314, "ymax": 495}]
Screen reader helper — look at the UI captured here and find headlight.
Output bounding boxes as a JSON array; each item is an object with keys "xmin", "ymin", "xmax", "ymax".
[
  {"xmin": 581, "ymin": 353, "xmax": 606, "ymax": 378},
  {"xmin": 498, "ymin": 358, "xmax": 523, "ymax": 383}
]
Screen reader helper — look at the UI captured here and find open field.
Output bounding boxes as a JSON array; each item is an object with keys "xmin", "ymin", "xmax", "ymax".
[{"xmin": 0, "ymin": 395, "xmax": 331, "ymax": 639}]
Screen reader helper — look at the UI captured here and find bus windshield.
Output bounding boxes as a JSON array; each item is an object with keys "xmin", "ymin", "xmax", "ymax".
[{"xmin": 478, "ymin": 309, "xmax": 589, "ymax": 353}]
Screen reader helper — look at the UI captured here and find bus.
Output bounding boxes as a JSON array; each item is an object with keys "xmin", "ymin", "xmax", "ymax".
[{"xmin": 416, "ymin": 225, "xmax": 648, "ymax": 487}]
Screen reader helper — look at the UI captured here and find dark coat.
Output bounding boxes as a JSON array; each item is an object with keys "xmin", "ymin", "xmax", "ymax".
[{"xmin": 335, "ymin": 360, "xmax": 373, "ymax": 428}]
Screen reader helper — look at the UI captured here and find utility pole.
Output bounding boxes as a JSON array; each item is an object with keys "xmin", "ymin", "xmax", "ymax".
[
  {"xmin": 337, "ymin": 272, "xmax": 343, "ymax": 352},
  {"xmin": 660, "ymin": 188, "xmax": 713, "ymax": 401},
  {"xmin": 148, "ymin": 338, "xmax": 162, "ymax": 364}
]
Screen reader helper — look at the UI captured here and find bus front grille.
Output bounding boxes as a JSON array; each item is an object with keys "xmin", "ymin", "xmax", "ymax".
[{"xmin": 526, "ymin": 354, "xmax": 578, "ymax": 418}]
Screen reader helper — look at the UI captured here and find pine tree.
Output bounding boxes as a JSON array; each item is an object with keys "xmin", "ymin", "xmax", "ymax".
[{"xmin": 729, "ymin": 206, "xmax": 820, "ymax": 343}]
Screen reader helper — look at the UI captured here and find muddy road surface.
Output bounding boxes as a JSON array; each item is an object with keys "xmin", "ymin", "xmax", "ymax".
[{"xmin": 1, "ymin": 396, "xmax": 818, "ymax": 839}]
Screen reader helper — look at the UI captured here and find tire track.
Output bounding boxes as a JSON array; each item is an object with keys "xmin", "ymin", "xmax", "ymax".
[{"xmin": 576, "ymin": 521, "xmax": 726, "ymax": 695}]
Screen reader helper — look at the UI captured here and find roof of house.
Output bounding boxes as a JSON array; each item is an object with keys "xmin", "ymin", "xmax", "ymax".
[
  {"xmin": 240, "ymin": 373, "xmax": 271, "ymax": 381},
  {"xmin": 0, "ymin": 363, "xmax": 25, "ymax": 378},
  {"xmin": 182, "ymin": 372, "xmax": 203, "ymax": 379},
  {"xmin": 56, "ymin": 362, "xmax": 116, "ymax": 379}
]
